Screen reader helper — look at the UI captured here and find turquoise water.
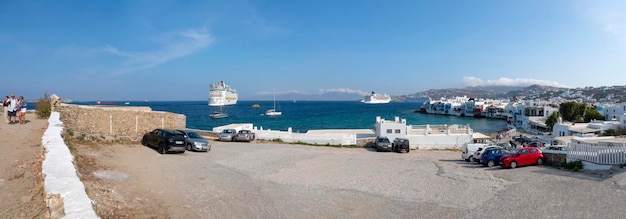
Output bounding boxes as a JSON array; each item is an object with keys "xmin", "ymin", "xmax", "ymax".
[{"xmin": 73, "ymin": 100, "xmax": 508, "ymax": 134}]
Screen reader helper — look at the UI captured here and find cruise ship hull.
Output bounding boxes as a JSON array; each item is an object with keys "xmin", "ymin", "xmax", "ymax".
[
  {"xmin": 209, "ymin": 81, "xmax": 238, "ymax": 106},
  {"xmin": 209, "ymin": 91, "xmax": 238, "ymax": 106},
  {"xmin": 362, "ymin": 99, "xmax": 391, "ymax": 104},
  {"xmin": 362, "ymin": 92, "xmax": 391, "ymax": 104}
]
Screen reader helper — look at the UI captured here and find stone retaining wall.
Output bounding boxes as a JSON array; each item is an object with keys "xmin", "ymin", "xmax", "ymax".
[
  {"xmin": 57, "ymin": 104, "xmax": 186, "ymax": 138},
  {"xmin": 543, "ymin": 153, "xmax": 567, "ymax": 166}
]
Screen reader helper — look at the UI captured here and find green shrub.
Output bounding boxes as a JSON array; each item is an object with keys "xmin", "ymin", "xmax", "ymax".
[
  {"xmin": 35, "ymin": 94, "xmax": 52, "ymax": 119},
  {"xmin": 77, "ymin": 134, "xmax": 85, "ymax": 141},
  {"xmin": 564, "ymin": 160, "xmax": 584, "ymax": 172},
  {"xmin": 271, "ymin": 138, "xmax": 284, "ymax": 142}
]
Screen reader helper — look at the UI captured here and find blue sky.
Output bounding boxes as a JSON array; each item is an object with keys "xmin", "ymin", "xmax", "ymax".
[{"xmin": 1, "ymin": 0, "xmax": 625, "ymax": 101}]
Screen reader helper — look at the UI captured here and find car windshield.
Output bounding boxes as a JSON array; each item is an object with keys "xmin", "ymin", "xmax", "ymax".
[
  {"xmin": 170, "ymin": 133, "xmax": 185, "ymax": 137},
  {"xmin": 509, "ymin": 149, "xmax": 519, "ymax": 154},
  {"xmin": 378, "ymin": 138, "xmax": 390, "ymax": 143},
  {"xmin": 186, "ymin": 132, "xmax": 202, "ymax": 138},
  {"xmin": 223, "ymin": 129, "xmax": 234, "ymax": 134}
]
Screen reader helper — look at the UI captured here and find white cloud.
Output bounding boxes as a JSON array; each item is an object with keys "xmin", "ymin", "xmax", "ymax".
[
  {"xmin": 583, "ymin": 1, "xmax": 626, "ymax": 43},
  {"xmin": 462, "ymin": 76, "xmax": 568, "ymax": 88},
  {"xmin": 105, "ymin": 28, "xmax": 214, "ymax": 76},
  {"xmin": 318, "ymin": 88, "xmax": 369, "ymax": 96}
]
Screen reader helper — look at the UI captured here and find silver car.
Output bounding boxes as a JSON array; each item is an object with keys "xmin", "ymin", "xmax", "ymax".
[
  {"xmin": 219, "ymin": 129, "xmax": 237, "ymax": 141},
  {"xmin": 178, "ymin": 130, "xmax": 211, "ymax": 152}
]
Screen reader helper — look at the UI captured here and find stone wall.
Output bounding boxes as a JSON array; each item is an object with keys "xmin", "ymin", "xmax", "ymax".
[
  {"xmin": 543, "ymin": 153, "xmax": 567, "ymax": 166},
  {"xmin": 57, "ymin": 104, "xmax": 186, "ymax": 138},
  {"xmin": 357, "ymin": 137, "xmax": 375, "ymax": 148}
]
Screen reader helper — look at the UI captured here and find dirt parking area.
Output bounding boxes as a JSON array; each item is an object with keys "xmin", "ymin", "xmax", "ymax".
[{"xmin": 74, "ymin": 141, "xmax": 626, "ymax": 218}]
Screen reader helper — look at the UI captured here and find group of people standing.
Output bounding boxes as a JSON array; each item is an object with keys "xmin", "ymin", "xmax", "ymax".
[{"xmin": 2, "ymin": 94, "xmax": 27, "ymax": 125}]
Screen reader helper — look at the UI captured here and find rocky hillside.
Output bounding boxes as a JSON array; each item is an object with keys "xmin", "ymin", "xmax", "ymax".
[{"xmin": 397, "ymin": 85, "xmax": 626, "ymax": 103}]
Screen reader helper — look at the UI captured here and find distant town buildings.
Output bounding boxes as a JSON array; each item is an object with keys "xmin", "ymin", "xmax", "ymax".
[{"xmin": 417, "ymin": 85, "xmax": 626, "ymax": 137}]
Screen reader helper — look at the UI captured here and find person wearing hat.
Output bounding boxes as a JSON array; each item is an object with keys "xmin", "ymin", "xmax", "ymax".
[{"xmin": 7, "ymin": 94, "xmax": 18, "ymax": 124}]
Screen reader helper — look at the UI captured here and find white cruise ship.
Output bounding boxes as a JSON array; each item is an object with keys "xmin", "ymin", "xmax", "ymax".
[
  {"xmin": 209, "ymin": 81, "xmax": 238, "ymax": 106},
  {"xmin": 362, "ymin": 91, "xmax": 391, "ymax": 104}
]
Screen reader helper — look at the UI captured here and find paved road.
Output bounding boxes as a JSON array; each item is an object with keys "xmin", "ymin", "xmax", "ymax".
[{"xmin": 104, "ymin": 141, "xmax": 626, "ymax": 218}]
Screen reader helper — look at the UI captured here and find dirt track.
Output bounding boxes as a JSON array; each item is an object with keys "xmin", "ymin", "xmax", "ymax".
[
  {"xmin": 0, "ymin": 113, "xmax": 48, "ymax": 218},
  {"xmin": 76, "ymin": 141, "xmax": 626, "ymax": 218}
]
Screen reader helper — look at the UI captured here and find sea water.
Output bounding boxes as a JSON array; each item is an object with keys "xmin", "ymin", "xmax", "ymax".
[{"xmin": 73, "ymin": 101, "xmax": 508, "ymax": 134}]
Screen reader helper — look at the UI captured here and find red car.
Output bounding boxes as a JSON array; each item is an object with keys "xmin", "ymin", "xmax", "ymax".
[{"xmin": 500, "ymin": 147, "xmax": 544, "ymax": 168}]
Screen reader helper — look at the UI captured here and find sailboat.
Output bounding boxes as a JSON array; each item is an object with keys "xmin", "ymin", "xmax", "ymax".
[
  {"xmin": 210, "ymin": 106, "xmax": 228, "ymax": 119},
  {"xmin": 266, "ymin": 90, "xmax": 282, "ymax": 116}
]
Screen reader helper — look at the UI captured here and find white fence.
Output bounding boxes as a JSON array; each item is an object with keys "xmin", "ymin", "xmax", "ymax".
[{"xmin": 567, "ymin": 142, "xmax": 626, "ymax": 165}]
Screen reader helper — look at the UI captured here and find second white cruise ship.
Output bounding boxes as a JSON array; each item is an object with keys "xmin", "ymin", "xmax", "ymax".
[
  {"xmin": 209, "ymin": 81, "xmax": 238, "ymax": 106},
  {"xmin": 362, "ymin": 91, "xmax": 391, "ymax": 104}
]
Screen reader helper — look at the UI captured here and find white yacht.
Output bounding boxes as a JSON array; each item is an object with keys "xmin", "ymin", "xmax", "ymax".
[
  {"xmin": 266, "ymin": 89, "xmax": 282, "ymax": 116},
  {"xmin": 209, "ymin": 81, "xmax": 238, "ymax": 106},
  {"xmin": 362, "ymin": 91, "xmax": 391, "ymax": 104}
]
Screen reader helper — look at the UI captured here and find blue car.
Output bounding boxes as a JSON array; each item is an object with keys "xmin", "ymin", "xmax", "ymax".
[{"xmin": 481, "ymin": 147, "xmax": 511, "ymax": 167}]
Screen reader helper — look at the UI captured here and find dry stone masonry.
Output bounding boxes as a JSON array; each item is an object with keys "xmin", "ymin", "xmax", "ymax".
[{"xmin": 57, "ymin": 103, "xmax": 186, "ymax": 139}]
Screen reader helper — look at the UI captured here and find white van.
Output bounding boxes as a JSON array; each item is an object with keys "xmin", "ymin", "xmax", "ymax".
[{"xmin": 461, "ymin": 143, "xmax": 490, "ymax": 162}]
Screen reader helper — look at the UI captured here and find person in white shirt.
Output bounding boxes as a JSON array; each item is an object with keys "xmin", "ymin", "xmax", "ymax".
[{"xmin": 7, "ymin": 94, "xmax": 18, "ymax": 124}]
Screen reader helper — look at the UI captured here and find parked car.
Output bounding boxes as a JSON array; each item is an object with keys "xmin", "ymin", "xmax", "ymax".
[
  {"xmin": 233, "ymin": 130, "xmax": 255, "ymax": 142},
  {"xmin": 375, "ymin": 137, "xmax": 392, "ymax": 152},
  {"xmin": 177, "ymin": 130, "xmax": 211, "ymax": 152},
  {"xmin": 219, "ymin": 129, "xmax": 237, "ymax": 141},
  {"xmin": 462, "ymin": 143, "xmax": 489, "ymax": 162},
  {"xmin": 473, "ymin": 146, "xmax": 500, "ymax": 163},
  {"xmin": 141, "ymin": 129, "xmax": 186, "ymax": 154},
  {"xmin": 500, "ymin": 147, "xmax": 544, "ymax": 168},
  {"xmin": 392, "ymin": 138, "xmax": 410, "ymax": 153},
  {"xmin": 481, "ymin": 148, "xmax": 511, "ymax": 167}
]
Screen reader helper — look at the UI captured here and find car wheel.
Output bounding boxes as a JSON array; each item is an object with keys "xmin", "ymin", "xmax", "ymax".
[
  {"xmin": 141, "ymin": 137, "xmax": 148, "ymax": 146},
  {"xmin": 510, "ymin": 161, "xmax": 517, "ymax": 169},
  {"xmin": 406, "ymin": 148, "xmax": 410, "ymax": 153},
  {"xmin": 488, "ymin": 160, "xmax": 495, "ymax": 167},
  {"xmin": 159, "ymin": 142, "xmax": 167, "ymax": 154},
  {"xmin": 537, "ymin": 158, "xmax": 544, "ymax": 165},
  {"xmin": 186, "ymin": 143, "xmax": 192, "ymax": 151},
  {"xmin": 466, "ymin": 156, "xmax": 473, "ymax": 162}
]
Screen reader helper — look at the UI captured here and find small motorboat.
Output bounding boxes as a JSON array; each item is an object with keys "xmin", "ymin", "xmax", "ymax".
[
  {"xmin": 252, "ymin": 104, "xmax": 260, "ymax": 108},
  {"xmin": 210, "ymin": 112, "xmax": 228, "ymax": 119}
]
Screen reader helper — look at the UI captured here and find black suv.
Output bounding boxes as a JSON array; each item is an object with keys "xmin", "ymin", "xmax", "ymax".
[
  {"xmin": 392, "ymin": 138, "xmax": 410, "ymax": 153},
  {"xmin": 141, "ymin": 129, "xmax": 187, "ymax": 154}
]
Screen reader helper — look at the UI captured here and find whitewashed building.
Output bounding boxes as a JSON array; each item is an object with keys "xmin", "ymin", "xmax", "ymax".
[
  {"xmin": 602, "ymin": 103, "xmax": 626, "ymax": 129},
  {"xmin": 375, "ymin": 116, "xmax": 475, "ymax": 149},
  {"xmin": 552, "ymin": 117, "xmax": 621, "ymax": 137}
]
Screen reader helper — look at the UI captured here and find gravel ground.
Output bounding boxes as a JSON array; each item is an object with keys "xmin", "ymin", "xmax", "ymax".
[{"xmin": 88, "ymin": 141, "xmax": 626, "ymax": 218}]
